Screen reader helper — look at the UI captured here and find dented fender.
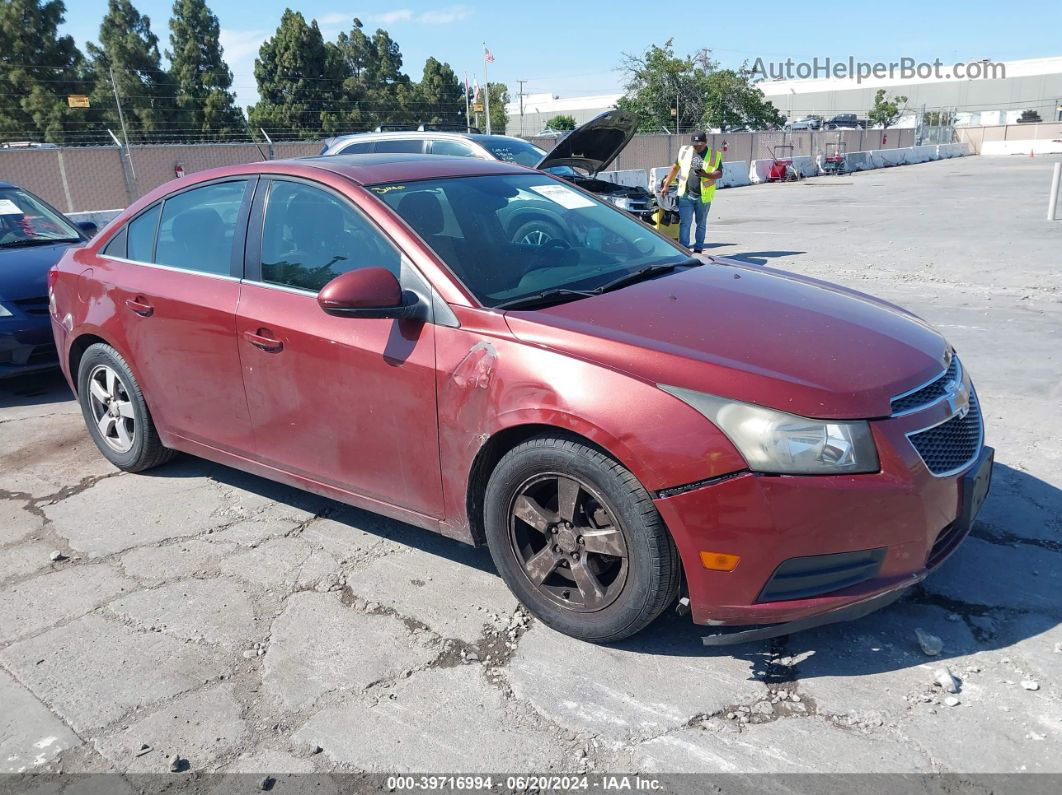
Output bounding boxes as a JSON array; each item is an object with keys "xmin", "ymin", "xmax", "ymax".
[{"xmin": 434, "ymin": 309, "xmax": 746, "ymax": 539}]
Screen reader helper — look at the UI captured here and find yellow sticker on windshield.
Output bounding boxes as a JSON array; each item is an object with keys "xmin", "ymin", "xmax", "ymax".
[
  {"xmin": 370, "ymin": 185, "xmax": 406, "ymax": 194},
  {"xmin": 529, "ymin": 184, "xmax": 595, "ymax": 209}
]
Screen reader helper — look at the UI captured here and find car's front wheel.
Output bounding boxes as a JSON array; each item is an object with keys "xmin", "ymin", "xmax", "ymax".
[
  {"xmin": 483, "ymin": 434, "xmax": 680, "ymax": 643},
  {"xmin": 77, "ymin": 343, "xmax": 175, "ymax": 472}
]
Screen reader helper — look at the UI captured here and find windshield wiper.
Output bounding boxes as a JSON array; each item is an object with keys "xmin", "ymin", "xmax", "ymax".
[
  {"xmin": 494, "ymin": 288, "xmax": 597, "ymax": 311},
  {"xmin": 0, "ymin": 237, "xmax": 80, "ymax": 249},
  {"xmin": 591, "ymin": 257, "xmax": 701, "ymax": 295}
]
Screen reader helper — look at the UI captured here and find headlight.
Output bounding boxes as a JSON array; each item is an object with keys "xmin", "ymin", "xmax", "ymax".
[
  {"xmin": 607, "ymin": 195, "xmax": 633, "ymax": 210},
  {"xmin": 659, "ymin": 385, "xmax": 879, "ymax": 475},
  {"xmin": 0, "ymin": 303, "xmax": 12, "ymax": 318}
]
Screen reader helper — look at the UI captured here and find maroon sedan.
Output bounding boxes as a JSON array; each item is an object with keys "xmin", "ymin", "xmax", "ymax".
[{"xmin": 49, "ymin": 154, "xmax": 991, "ymax": 643}]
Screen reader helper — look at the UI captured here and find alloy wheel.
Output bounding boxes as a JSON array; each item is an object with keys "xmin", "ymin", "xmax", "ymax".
[
  {"xmin": 508, "ymin": 473, "xmax": 629, "ymax": 612},
  {"xmin": 87, "ymin": 364, "xmax": 136, "ymax": 453}
]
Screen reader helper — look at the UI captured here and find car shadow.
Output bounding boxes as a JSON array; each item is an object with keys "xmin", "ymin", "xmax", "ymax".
[
  {"xmin": 142, "ymin": 455, "xmax": 499, "ymax": 576},
  {"xmin": 141, "ymin": 454, "xmax": 1060, "ymax": 681},
  {"xmin": 722, "ymin": 250, "xmax": 806, "ymax": 266},
  {"xmin": 0, "ymin": 369, "xmax": 73, "ymax": 408}
]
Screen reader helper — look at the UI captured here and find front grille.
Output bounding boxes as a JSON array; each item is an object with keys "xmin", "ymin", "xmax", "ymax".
[
  {"xmin": 891, "ymin": 356, "xmax": 960, "ymax": 415},
  {"xmin": 926, "ymin": 522, "xmax": 969, "ymax": 568},
  {"xmin": 758, "ymin": 547, "xmax": 886, "ymax": 603},
  {"xmin": 13, "ymin": 297, "xmax": 50, "ymax": 316},
  {"xmin": 908, "ymin": 391, "xmax": 983, "ymax": 476}
]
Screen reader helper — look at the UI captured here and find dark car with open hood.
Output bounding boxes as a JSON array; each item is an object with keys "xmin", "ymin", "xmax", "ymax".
[{"xmin": 0, "ymin": 182, "xmax": 96, "ymax": 378}]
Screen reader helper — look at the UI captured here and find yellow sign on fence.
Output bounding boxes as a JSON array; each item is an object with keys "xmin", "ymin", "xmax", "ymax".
[
  {"xmin": 67, "ymin": 95, "xmax": 90, "ymax": 108},
  {"xmin": 472, "ymin": 103, "xmax": 484, "ymax": 113}
]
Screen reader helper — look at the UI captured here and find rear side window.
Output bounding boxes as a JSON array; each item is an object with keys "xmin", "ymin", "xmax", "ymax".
[
  {"xmin": 127, "ymin": 204, "xmax": 161, "ymax": 262},
  {"xmin": 259, "ymin": 180, "xmax": 400, "ymax": 292},
  {"xmin": 374, "ymin": 139, "xmax": 424, "ymax": 154},
  {"xmin": 430, "ymin": 139, "xmax": 478, "ymax": 158},
  {"xmin": 339, "ymin": 141, "xmax": 372, "ymax": 154},
  {"xmin": 155, "ymin": 181, "xmax": 247, "ymax": 276}
]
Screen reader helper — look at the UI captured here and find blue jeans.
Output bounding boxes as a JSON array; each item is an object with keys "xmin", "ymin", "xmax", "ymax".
[{"xmin": 678, "ymin": 195, "xmax": 710, "ymax": 250}]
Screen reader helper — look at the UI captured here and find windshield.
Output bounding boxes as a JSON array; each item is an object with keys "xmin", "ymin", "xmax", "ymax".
[
  {"xmin": 0, "ymin": 187, "xmax": 80, "ymax": 245},
  {"xmin": 371, "ymin": 173, "xmax": 688, "ymax": 308},
  {"xmin": 479, "ymin": 137, "xmax": 548, "ymax": 168}
]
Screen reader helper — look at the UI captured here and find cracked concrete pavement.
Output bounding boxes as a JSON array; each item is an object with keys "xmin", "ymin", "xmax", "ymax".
[{"xmin": 0, "ymin": 154, "xmax": 1060, "ymax": 778}]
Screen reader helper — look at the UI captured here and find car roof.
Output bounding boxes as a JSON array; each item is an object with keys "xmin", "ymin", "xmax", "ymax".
[
  {"xmin": 329, "ymin": 130, "xmax": 531, "ymax": 144},
  {"xmin": 0, "ymin": 181, "xmax": 17, "ymax": 190},
  {"xmin": 276, "ymin": 153, "xmax": 529, "ymax": 185}
]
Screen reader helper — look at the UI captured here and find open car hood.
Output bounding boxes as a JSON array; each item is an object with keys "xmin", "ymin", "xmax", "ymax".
[{"xmin": 535, "ymin": 109, "xmax": 639, "ymax": 176}]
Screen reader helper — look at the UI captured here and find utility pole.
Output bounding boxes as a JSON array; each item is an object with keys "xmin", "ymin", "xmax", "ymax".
[
  {"xmin": 517, "ymin": 79, "xmax": 527, "ymax": 137},
  {"xmin": 109, "ymin": 66, "xmax": 135, "ymax": 181}
]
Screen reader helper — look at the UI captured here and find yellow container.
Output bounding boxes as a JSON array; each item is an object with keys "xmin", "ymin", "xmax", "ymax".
[{"xmin": 653, "ymin": 208, "xmax": 680, "ymax": 240}]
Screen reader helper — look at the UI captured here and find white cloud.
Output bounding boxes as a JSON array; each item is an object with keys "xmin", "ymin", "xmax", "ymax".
[
  {"xmin": 417, "ymin": 4, "xmax": 473, "ymax": 24},
  {"xmin": 375, "ymin": 9, "xmax": 416, "ymax": 24},
  {"xmin": 219, "ymin": 28, "xmax": 269, "ymax": 64}
]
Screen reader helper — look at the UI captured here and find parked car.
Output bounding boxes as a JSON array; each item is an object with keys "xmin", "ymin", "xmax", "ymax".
[
  {"xmin": 826, "ymin": 114, "xmax": 861, "ymax": 130},
  {"xmin": 1, "ymin": 182, "xmax": 96, "ymax": 378},
  {"xmin": 320, "ymin": 110, "xmax": 656, "ymax": 233},
  {"xmin": 51, "ymin": 154, "xmax": 991, "ymax": 643},
  {"xmin": 787, "ymin": 116, "xmax": 823, "ymax": 131}
]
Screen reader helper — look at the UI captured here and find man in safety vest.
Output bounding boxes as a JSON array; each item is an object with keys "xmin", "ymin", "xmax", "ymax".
[{"xmin": 659, "ymin": 132, "xmax": 723, "ymax": 253}]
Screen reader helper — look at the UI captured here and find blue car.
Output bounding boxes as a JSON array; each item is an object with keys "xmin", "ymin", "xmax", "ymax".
[{"xmin": 0, "ymin": 182, "xmax": 96, "ymax": 378}]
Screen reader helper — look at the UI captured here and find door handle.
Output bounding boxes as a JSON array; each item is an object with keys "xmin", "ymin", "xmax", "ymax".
[
  {"xmin": 243, "ymin": 329, "xmax": 283, "ymax": 352},
  {"xmin": 124, "ymin": 297, "xmax": 154, "ymax": 317}
]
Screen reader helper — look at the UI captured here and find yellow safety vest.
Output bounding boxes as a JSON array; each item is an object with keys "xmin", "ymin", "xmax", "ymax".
[{"xmin": 676, "ymin": 145, "xmax": 723, "ymax": 202}]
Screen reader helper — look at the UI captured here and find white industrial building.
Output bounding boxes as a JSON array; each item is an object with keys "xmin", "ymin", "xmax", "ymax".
[{"xmin": 505, "ymin": 92, "xmax": 622, "ymax": 137}]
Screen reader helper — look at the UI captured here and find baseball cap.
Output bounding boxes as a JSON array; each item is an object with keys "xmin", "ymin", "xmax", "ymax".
[{"xmin": 691, "ymin": 132, "xmax": 707, "ymax": 143}]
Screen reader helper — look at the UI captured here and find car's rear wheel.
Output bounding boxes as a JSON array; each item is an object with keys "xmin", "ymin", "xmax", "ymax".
[
  {"xmin": 511, "ymin": 218, "xmax": 564, "ymax": 247},
  {"xmin": 77, "ymin": 343, "xmax": 175, "ymax": 472},
  {"xmin": 483, "ymin": 434, "xmax": 680, "ymax": 643}
]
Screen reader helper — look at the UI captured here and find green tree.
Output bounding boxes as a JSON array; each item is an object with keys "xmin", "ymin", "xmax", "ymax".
[
  {"xmin": 0, "ymin": 0, "xmax": 92, "ymax": 144},
  {"xmin": 617, "ymin": 40, "xmax": 782, "ymax": 133},
  {"xmin": 87, "ymin": 0, "xmax": 172, "ymax": 137},
  {"xmin": 545, "ymin": 114, "xmax": 576, "ymax": 131},
  {"xmin": 868, "ymin": 89, "xmax": 908, "ymax": 129},
  {"xmin": 167, "ymin": 0, "xmax": 244, "ymax": 139},
  {"xmin": 248, "ymin": 9, "xmax": 345, "ymax": 137},
  {"xmin": 473, "ymin": 82, "xmax": 508, "ymax": 134},
  {"xmin": 331, "ymin": 17, "xmax": 417, "ymax": 131},
  {"xmin": 416, "ymin": 57, "xmax": 464, "ymax": 128}
]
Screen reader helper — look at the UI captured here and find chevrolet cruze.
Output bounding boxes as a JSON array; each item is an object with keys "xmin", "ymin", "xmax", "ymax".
[{"xmin": 49, "ymin": 154, "xmax": 991, "ymax": 643}]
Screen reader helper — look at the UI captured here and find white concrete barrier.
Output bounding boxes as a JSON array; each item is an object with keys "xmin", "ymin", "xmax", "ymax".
[
  {"xmin": 980, "ymin": 139, "xmax": 1061, "ymax": 156},
  {"xmin": 791, "ymin": 155, "xmax": 819, "ymax": 177},
  {"xmin": 870, "ymin": 148, "xmax": 906, "ymax": 168},
  {"xmin": 598, "ymin": 169, "xmax": 649, "ymax": 190},
  {"xmin": 749, "ymin": 158, "xmax": 774, "ymax": 183},
  {"xmin": 719, "ymin": 160, "xmax": 751, "ymax": 187},
  {"xmin": 843, "ymin": 151, "xmax": 873, "ymax": 172},
  {"xmin": 67, "ymin": 209, "xmax": 122, "ymax": 229}
]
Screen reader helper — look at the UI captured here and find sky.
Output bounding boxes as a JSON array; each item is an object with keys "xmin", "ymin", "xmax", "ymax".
[{"xmin": 58, "ymin": 0, "xmax": 1062, "ymax": 108}]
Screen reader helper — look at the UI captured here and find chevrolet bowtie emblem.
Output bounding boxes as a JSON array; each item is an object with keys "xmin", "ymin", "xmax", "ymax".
[{"xmin": 944, "ymin": 379, "xmax": 970, "ymax": 418}]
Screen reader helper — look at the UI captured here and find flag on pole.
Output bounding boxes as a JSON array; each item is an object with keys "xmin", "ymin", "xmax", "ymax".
[
  {"xmin": 472, "ymin": 78, "xmax": 480, "ymax": 102},
  {"xmin": 484, "ymin": 46, "xmax": 495, "ymax": 64}
]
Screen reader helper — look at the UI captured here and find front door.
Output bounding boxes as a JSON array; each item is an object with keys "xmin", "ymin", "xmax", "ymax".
[
  {"xmin": 236, "ymin": 177, "xmax": 443, "ymax": 518},
  {"xmin": 107, "ymin": 178, "xmax": 255, "ymax": 453}
]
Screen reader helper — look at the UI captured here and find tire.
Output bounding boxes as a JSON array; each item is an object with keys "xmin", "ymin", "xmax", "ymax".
[
  {"xmin": 483, "ymin": 434, "xmax": 680, "ymax": 643},
  {"xmin": 76, "ymin": 343, "xmax": 175, "ymax": 472},
  {"xmin": 511, "ymin": 218, "xmax": 564, "ymax": 247}
]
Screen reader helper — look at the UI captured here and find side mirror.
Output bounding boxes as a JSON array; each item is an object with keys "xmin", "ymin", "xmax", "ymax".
[
  {"xmin": 76, "ymin": 220, "xmax": 98, "ymax": 238},
  {"xmin": 318, "ymin": 267, "xmax": 426, "ymax": 320}
]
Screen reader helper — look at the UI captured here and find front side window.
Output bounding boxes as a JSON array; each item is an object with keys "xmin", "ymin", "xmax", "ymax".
[
  {"xmin": 372, "ymin": 174, "xmax": 687, "ymax": 307},
  {"xmin": 127, "ymin": 204, "xmax": 161, "ymax": 262},
  {"xmin": 373, "ymin": 139, "xmax": 424, "ymax": 154},
  {"xmin": 155, "ymin": 181, "xmax": 247, "ymax": 275},
  {"xmin": 259, "ymin": 180, "xmax": 400, "ymax": 292},
  {"xmin": 0, "ymin": 187, "xmax": 80, "ymax": 248}
]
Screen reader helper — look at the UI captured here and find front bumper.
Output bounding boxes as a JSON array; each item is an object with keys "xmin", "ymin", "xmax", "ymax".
[
  {"xmin": 654, "ymin": 396, "xmax": 991, "ymax": 632},
  {"xmin": 0, "ymin": 316, "xmax": 58, "ymax": 379}
]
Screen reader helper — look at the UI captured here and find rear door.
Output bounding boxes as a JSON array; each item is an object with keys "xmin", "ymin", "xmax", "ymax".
[
  {"xmin": 235, "ymin": 177, "xmax": 443, "ymax": 517},
  {"xmin": 104, "ymin": 178, "xmax": 256, "ymax": 453}
]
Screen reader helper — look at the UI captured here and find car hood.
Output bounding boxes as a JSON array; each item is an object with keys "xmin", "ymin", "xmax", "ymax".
[
  {"xmin": 0, "ymin": 241, "xmax": 77, "ymax": 302},
  {"xmin": 535, "ymin": 109, "xmax": 640, "ymax": 176},
  {"xmin": 503, "ymin": 259, "xmax": 949, "ymax": 420}
]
